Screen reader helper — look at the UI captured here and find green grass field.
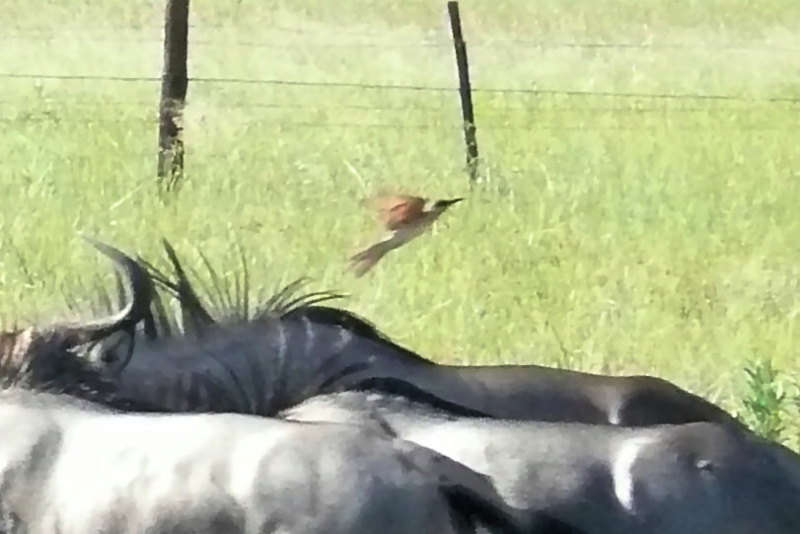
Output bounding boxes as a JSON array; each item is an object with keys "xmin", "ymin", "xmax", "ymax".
[{"xmin": 2, "ymin": 1, "xmax": 800, "ymax": 441}]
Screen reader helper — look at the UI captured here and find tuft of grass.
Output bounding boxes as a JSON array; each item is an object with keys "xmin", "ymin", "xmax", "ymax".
[{"xmin": 738, "ymin": 358, "xmax": 791, "ymax": 442}]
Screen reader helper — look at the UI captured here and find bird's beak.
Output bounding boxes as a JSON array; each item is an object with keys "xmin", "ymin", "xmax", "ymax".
[{"xmin": 441, "ymin": 198, "xmax": 465, "ymax": 208}]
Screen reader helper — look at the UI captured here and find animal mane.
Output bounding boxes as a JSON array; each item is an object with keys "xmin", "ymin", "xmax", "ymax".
[
  {"xmin": 150, "ymin": 239, "xmax": 342, "ymax": 320},
  {"xmin": 134, "ymin": 239, "xmax": 433, "ymax": 365},
  {"xmin": 131, "ymin": 239, "xmax": 346, "ymax": 334}
]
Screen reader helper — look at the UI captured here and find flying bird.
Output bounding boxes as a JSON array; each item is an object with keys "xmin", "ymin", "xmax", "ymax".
[{"xmin": 348, "ymin": 193, "xmax": 464, "ymax": 277}]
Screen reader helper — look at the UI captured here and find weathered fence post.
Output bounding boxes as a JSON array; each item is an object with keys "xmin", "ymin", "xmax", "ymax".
[
  {"xmin": 446, "ymin": 1, "xmax": 479, "ymax": 185},
  {"xmin": 157, "ymin": 0, "xmax": 190, "ymax": 193}
]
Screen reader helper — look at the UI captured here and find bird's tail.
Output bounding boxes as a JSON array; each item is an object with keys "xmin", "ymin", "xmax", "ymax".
[{"xmin": 348, "ymin": 240, "xmax": 393, "ymax": 278}]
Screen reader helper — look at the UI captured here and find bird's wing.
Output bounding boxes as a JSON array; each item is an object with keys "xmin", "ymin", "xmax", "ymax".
[{"xmin": 371, "ymin": 194, "xmax": 427, "ymax": 231}]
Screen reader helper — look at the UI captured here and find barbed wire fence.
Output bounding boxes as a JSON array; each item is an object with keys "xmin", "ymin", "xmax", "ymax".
[{"xmin": 2, "ymin": 1, "xmax": 799, "ymax": 190}]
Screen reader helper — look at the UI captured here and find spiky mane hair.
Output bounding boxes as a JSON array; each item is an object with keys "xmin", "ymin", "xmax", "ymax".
[
  {"xmin": 60, "ymin": 237, "xmax": 431, "ymax": 363},
  {"xmin": 140, "ymin": 239, "xmax": 433, "ymax": 363},
  {"xmin": 64, "ymin": 238, "xmax": 346, "ymax": 339},
  {"xmin": 140, "ymin": 239, "xmax": 345, "ymax": 328}
]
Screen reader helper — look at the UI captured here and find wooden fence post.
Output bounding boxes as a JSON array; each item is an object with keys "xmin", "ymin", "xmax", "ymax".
[
  {"xmin": 447, "ymin": 1, "xmax": 480, "ymax": 185},
  {"xmin": 157, "ymin": 0, "xmax": 190, "ymax": 193}
]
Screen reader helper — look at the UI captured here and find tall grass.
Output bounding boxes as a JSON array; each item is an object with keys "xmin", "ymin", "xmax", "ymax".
[{"xmin": 1, "ymin": 0, "xmax": 799, "ymax": 437}]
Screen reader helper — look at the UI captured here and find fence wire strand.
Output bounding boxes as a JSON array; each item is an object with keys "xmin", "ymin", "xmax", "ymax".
[
  {"xmin": 2, "ymin": 72, "xmax": 799, "ymax": 104},
  {"xmin": 2, "ymin": 27, "xmax": 798, "ymax": 136}
]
